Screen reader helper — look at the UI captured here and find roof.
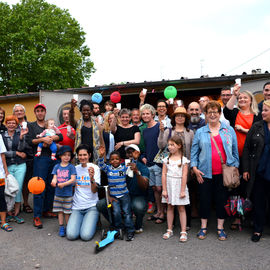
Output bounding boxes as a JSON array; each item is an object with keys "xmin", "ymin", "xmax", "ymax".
[{"xmin": 0, "ymin": 73, "xmax": 269, "ymax": 100}]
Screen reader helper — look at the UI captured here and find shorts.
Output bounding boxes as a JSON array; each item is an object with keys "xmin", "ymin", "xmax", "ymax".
[
  {"xmin": 0, "ymin": 185, "xmax": 7, "ymax": 212},
  {"xmin": 53, "ymin": 196, "xmax": 73, "ymax": 214},
  {"xmin": 148, "ymin": 165, "xmax": 162, "ymax": 187}
]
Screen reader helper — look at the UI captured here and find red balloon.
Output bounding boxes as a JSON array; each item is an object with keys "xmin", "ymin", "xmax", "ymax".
[{"xmin": 110, "ymin": 91, "xmax": 121, "ymax": 103}]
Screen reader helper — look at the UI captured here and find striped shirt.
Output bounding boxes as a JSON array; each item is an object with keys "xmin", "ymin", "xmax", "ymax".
[{"xmin": 98, "ymin": 157, "xmax": 128, "ymax": 198}]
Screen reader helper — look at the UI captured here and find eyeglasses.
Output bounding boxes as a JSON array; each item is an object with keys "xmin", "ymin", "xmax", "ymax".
[
  {"xmin": 221, "ymin": 94, "xmax": 232, "ymax": 97},
  {"xmin": 207, "ymin": 111, "xmax": 219, "ymax": 115}
]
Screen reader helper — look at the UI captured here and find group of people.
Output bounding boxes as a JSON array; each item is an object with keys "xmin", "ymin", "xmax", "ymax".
[{"xmin": 0, "ymin": 81, "xmax": 269, "ymax": 244}]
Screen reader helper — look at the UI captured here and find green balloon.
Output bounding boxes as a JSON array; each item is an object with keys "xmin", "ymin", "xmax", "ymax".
[{"xmin": 164, "ymin": 86, "xmax": 177, "ymax": 99}]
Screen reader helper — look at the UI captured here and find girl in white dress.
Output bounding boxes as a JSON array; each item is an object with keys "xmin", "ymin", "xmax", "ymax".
[{"xmin": 162, "ymin": 136, "xmax": 190, "ymax": 242}]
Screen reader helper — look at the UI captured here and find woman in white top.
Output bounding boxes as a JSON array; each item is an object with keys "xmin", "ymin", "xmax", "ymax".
[{"xmin": 66, "ymin": 144, "xmax": 100, "ymax": 241}]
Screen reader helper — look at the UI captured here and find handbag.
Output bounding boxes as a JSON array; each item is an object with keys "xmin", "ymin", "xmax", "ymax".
[
  {"xmin": 210, "ymin": 133, "xmax": 240, "ymax": 189},
  {"xmin": 153, "ymin": 128, "xmax": 172, "ymax": 164}
]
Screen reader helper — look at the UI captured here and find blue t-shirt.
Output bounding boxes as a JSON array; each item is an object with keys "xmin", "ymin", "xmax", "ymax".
[
  {"xmin": 126, "ymin": 161, "xmax": 149, "ymax": 197},
  {"xmin": 52, "ymin": 163, "xmax": 77, "ymax": 197},
  {"xmin": 143, "ymin": 122, "xmax": 160, "ymax": 167}
]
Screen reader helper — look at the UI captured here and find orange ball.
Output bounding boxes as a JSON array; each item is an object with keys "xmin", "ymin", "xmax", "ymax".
[{"xmin": 28, "ymin": 177, "xmax": 45, "ymax": 195}]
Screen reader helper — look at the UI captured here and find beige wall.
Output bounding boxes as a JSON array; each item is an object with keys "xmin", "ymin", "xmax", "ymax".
[{"xmin": 0, "ymin": 97, "xmax": 39, "ymax": 122}]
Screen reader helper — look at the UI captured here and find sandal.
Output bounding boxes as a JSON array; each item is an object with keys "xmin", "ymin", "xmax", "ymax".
[
  {"xmin": 13, "ymin": 215, "xmax": 25, "ymax": 224},
  {"xmin": 179, "ymin": 232, "xmax": 188, "ymax": 242},
  {"xmin": 23, "ymin": 204, "xmax": 33, "ymax": 213},
  {"xmin": 147, "ymin": 215, "xmax": 158, "ymax": 221},
  {"xmin": 217, "ymin": 229, "xmax": 227, "ymax": 241},
  {"xmin": 197, "ymin": 228, "xmax": 207, "ymax": 240},
  {"xmin": 155, "ymin": 217, "xmax": 166, "ymax": 224},
  {"xmin": 1, "ymin": 223, "xmax": 13, "ymax": 232},
  {"xmin": 163, "ymin": 229, "xmax": 173, "ymax": 240}
]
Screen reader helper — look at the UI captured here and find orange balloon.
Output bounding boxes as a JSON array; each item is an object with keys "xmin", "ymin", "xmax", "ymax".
[{"xmin": 28, "ymin": 177, "xmax": 46, "ymax": 195}]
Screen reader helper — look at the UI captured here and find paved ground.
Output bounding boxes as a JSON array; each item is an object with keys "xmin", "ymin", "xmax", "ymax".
[{"xmin": 2, "ymin": 209, "xmax": 270, "ymax": 270}]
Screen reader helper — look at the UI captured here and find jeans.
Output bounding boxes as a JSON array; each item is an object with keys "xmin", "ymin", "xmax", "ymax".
[
  {"xmin": 148, "ymin": 164, "xmax": 162, "ymax": 187},
  {"xmin": 8, "ymin": 163, "xmax": 26, "ymax": 203},
  {"xmin": 66, "ymin": 206, "xmax": 99, "ymax": 241},
  {"xmin": 97, "ymin": 195, "xmax": 147, "ymax": 230},
  {"xmin": 33, "ymin": 156, "xmax": 58, "ymax": 217}
]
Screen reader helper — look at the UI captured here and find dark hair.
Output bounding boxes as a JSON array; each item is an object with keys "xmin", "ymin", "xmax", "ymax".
[
  {"xmin": 205, "ymin": 101, "xmax": 221, "ymax": 114},
  {"xmin": 76, "ymin": 144, "xmax": 93, "ymax": 157},
  {"xmin": 171, "ymin": 114, "xmax": 190, "ymax": 131},
  {"xmin": 104, "ymin": 100, "xmax": 115, "ymax": 109},
  {"xmin": 221, "ymin": 86, "xmax": 231, "ymax": 93},
  {"xmin": 156, "ymin": 99, "xmax": 168, "ymax": 108},
  {"xmin": 167, "ymin": 136, "xmax": 183, "ymax": 167},
  {"xmin": 79, "ymin": 99, "xmax": 93, "ymax": 112},
  {"xmin": 109, "ymin": 150, "xmax": 121, "ymax": 159},
  {"xmin": 263, "ymin": 82, "xmax": 270, "ymax": 90},
  {"xmin": 0, "ymin": 106, "xmax": 6, "ymax": 124},
  {"xmin": 92, "ymin": 102, "xmax": 100, "ymax": 107}
]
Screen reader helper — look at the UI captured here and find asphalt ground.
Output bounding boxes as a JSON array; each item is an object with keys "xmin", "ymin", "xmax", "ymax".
[{"xmin": 1, "ymin": 207, "xmax": 270, "ymax": 270}]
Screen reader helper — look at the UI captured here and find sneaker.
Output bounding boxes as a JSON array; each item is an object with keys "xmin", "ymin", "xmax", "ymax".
[
  {"xmin": 59, "ymin": 225, "xmax": 66, "ymax": 237},
  {"xmin": 126, "ymin": 232, "xmax": 135, "ymax": 241},
  {"xmin": 13, "ymin": 215, "xmax": 25, "ymax": 224},
  {"xmin": 147, "ymin": 202, "xmax": 154, "ymax": 214},
  {"xmin": 135, "ymin": 228, "xmax": 143, "ymax": 234},
  {"xmin": 43, "ymin": 211, "xmax": 57, "ymax": 218},
  {"xmin": 33, "ymin": 217, "xmax": 43, "ymax": 229}
]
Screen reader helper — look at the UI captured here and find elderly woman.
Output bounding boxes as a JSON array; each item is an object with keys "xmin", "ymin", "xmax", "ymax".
[
  {"xmin": 191, "ymin": 101, "xmax": 239, "ymax": 241},
  {"xmin": 69, "ymin": 99, "xmax": 100, "ymax": 163},
  {"xmin": 111, "ymin": 108, "xmax": 140, "ymax": 159},
  {"xmin": 3, "ymin": 115, "xmax": 29, "ymax": 223},
  {"xmin": 242, "ymin": 100, "xmax": 270, "ymax": 242},
  {"xmin": 66, "ymin": 144, "xmax": 100, "ymax": 241}
]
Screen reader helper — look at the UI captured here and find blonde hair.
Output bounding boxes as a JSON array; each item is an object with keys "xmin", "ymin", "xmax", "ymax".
[
  {"xmin": 264, "ymin": 100, "xmax": 270, "ymax": 107},
  {"xmin": 103, "ymin": 112, "xmax": 119, "ymax": 132},
  {"xmin": 45, "ymin": 119, "xmax": 55, "ymax": 128},
  {"xmin": 237, "ymin": 91, "xmax": 259, "ymax": 116}
]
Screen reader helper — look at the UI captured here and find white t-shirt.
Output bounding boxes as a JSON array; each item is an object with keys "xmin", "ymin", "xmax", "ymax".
[
  {"xmin": 0, "ymin": 135, "xmax": 7, "ymax": 178},
  {"xmin": 72, "ymin": 163, "xmax": 101, "ymax": 210}
]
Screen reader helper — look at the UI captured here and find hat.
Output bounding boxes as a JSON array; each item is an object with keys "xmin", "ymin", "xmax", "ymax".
[
  {"xmin": 57, "ymin": 145, "xmax": 74, "ymax": 158},
  {"xmin": 172, "ymin": 107, "xmax": 190, "ymax": 119},
  {"xmin": 34, "ymin": 103, "xmax": 46, "ymax": 111},
  {"xmin": 125, "ymin": 144, "xmax": 140, "ymax": 152}
]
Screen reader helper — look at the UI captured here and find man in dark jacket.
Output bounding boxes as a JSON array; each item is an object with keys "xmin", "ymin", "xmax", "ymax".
[{"xmin": 258, "ymin": 82, "xmax": 270, "ymax": 113}]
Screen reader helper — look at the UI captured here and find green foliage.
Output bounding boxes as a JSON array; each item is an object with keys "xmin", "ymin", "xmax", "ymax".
[{"xmin": 0, "ymin": 0, "xmax": 95, "ymax": 94}]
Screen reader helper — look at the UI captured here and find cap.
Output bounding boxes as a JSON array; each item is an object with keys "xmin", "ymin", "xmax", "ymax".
[
  {"xmin": 34, "ymin": 103, "xmax": 46, "ymax": 111},
  {"xmin": 125, "ymin": 144, "xmax": 140, "ymax": 152},
  {"xmin": 57, "ymin": 145, "xmax": 74, "ymax": 158}
]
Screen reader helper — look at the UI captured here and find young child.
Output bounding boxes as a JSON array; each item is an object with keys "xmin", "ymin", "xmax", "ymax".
[
  {"xmin": 36, "ymin": 119, "xmax": 61, "ymax": 160},
  {"xmin": 103, "ymin": 100, "xmax": 115, "ymax": 118},
  {"xmin": 98, "ymin": 146, "xmax": 135, "ymax": 241},
  {"xmin": 161, "ymin": 136, "xmax": 190, "ymax": 242},
  {"xmin": 51, "ymin": 146, "xmax": 76, "ymax": 237}
]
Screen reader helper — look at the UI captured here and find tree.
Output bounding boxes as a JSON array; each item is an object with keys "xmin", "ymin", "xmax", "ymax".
[{"xmin": 0, "ymin": 0, "xmax": 95, "ymax": 94}]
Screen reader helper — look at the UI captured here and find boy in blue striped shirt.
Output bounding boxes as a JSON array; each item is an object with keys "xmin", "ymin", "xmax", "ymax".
[{"xmin": 98, "ymin": 146, "xmax": 135, "ymax": 241}]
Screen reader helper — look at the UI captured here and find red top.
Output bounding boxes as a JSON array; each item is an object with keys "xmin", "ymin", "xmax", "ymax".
[
  {"xmin": 211, "ymin": 134, "xmax": 227, "ymax": 175},
  {"xmin": 58, "ymin": 123, "xmax": 76, "ymax": 151},
  {"xmin": 235, "ymin": 111, "xmax": 254, "ymax": 157}
]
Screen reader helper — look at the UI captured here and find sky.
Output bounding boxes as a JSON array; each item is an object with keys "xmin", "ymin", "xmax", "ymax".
[{"xmin": 4, "ymin": 0, "xmax": 270, "ymax": 86}]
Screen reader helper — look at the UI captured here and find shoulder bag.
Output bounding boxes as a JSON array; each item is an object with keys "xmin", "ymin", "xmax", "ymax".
[{"xmin": 211, "ymin": 133, "xmax": 240, "ymax": 189}]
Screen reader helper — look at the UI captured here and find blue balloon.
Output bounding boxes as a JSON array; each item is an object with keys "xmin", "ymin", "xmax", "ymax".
[{"xmin": 91, "ymin": 93, "xmax": 103, "ymax": 104}]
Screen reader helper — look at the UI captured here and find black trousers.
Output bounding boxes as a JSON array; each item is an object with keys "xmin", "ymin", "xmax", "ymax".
[
  {"xmin": 198, "ymin": 174, "xmax": 228, "ymax": 219},
  {"xmin": 252, "ymin": 174, "xmax": 270, "ymax": 233}
]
